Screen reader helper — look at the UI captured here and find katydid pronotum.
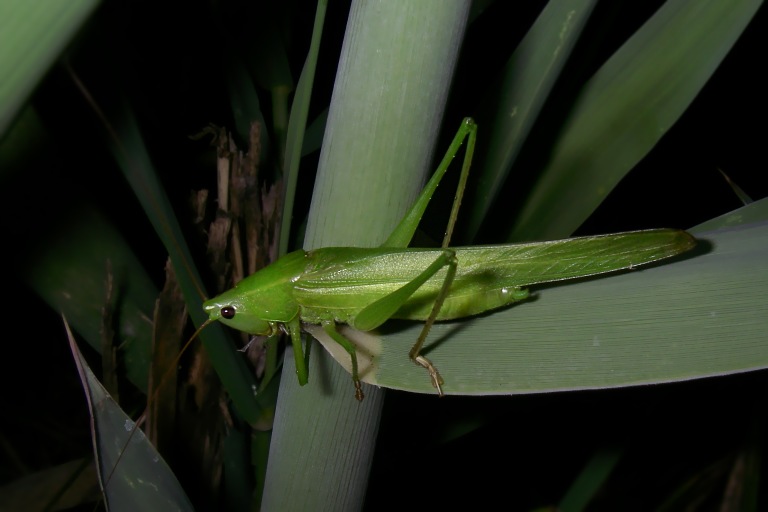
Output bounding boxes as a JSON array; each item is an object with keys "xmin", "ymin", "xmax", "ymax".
[{"xmin": 202, "ymin": 117, "xmax": 696, "ymax": 400}]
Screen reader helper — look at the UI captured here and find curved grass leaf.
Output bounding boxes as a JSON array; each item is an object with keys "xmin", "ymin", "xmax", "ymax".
[
  {"xmin": 25, "ymin": 206, "xmax": 157, "ymax": 392},
  {"xmin": 93, "ymin": 97, "xmax": 262, "ymax": 424},
  {"xmin": 508, "ymin": 0, "xmax": 762, "ymax": 241},
  {"xmin": 465, "ymin": 0, "xmax": 598, "ymax": 239},
  {"xmin": 66, "ymin": 319, "xmax": 193, "ymax": 512},
  {"xmin": 279, "ymin": 0, "xmax": 328, "ymax": 257}
]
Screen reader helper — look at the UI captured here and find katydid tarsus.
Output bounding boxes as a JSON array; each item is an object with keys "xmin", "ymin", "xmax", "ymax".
[{"xmin": 201, "ymin": 117, "xmax": 697, "ymax": 400}]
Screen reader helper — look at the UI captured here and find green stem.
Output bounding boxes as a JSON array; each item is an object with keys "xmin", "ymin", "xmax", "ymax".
[{"xmin": 260, "ymin": 1, "xmax": 470, "ymax": 509}]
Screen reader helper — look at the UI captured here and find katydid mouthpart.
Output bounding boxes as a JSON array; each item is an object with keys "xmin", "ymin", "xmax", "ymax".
[{"xmin": 202, "ymin": 117, "xmax": 697, "ymax": 400}]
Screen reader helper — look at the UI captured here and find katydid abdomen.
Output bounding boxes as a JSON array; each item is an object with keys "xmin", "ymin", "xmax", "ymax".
[
  {"xmin": 294, "ymin": 228, "xmax": 694, "ymax": 324},
  {"xmin": 203, "ymin": 228, "xmax": 693, "ymax": 331}
]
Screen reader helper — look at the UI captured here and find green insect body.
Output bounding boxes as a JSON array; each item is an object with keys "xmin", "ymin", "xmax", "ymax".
[
  {"xmin": 203, "ymin": 118, "xmax": 696, "ymax": 399},
  {"xmin": 205, "ymin": 228, "xmax": 692, "ymax": 333}
]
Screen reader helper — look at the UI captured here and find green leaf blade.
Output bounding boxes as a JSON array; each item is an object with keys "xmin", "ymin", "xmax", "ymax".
[{"xmin": 508, "ymin": 0, "xmax": 763, "ymax": 241}]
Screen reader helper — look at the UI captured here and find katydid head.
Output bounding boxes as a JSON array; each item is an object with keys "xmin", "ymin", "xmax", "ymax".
[
  {"xmin": 203, "ymin": 294, "xmax": 277, "ymax": 335},
  {"xmin": 202, "ymin": 258, "xmax": 303, "ymax": 335}
]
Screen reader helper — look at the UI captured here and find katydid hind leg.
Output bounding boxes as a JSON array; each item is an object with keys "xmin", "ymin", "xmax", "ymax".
[
  {"xmin": 369, "ymin": 118, "xmax": 478, "ymax": 394},
  {"xmin": 381, "ymin": 117, "xmax": 477, "ymax": 249},
  {"xmin": 380, "ymin": 119, "xmax": 475, "ymax": 393},
  {"xmin": 408, "ymin": 250, "xmax": 458, "ymax": 396},
  {"xmin": 322, "ymin": 322, "xmax": 364, "ymax": 401},
  {"xmin": 441, "ymin": 117, "xmax": 476, "ymax": 249}
]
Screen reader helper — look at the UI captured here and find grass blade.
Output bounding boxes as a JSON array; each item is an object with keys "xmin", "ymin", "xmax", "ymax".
[
  {"xmin": 65, "ymin": 318, "xmax": 193, "ymax": 511},
  {"xmin": 508, "ymin": 0, "xmax": 762, "ymax": 241}
]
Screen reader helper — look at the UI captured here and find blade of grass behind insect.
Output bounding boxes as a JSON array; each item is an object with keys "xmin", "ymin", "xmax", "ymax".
[
  {"xmin": 507, "ymin": 0, "xmax": 762, "ymax": 242},
  {"xmin": 0, "ymin": 105, "xmax": 45, "ymax": 180},
  {"xmin": 655, "ymin": 457, "xmax": 734, "ymax": 511},
  {"xmin": 83, "ymin": 91, "xmax": 262, "ymax": 423},
  {"xmin": 733, "ymin": 414, "xmax": 763, "ymax": 512},
  {"xmin": 67, "ymin": 92, "xmax": 269, "ymax": 506},
  {"xmin": 0, "ymin": 109, "xmax": 158, "ymax": 393},
  {"xmin": 301, "ymin": 108, "xmax": 328, "ymax": 157},
  {"xmin": 233, "ymin": 2, "xmax": 297, "ymax": 167},
  {"xmin": 463, "ymin": 0, "xmax": 598, "ymax": 240},
  {"xmin": 24, "ymin": 205, "xmax": 158, "ymax": 392},
  {"xmin": 689, "ymin": 197, "xmax": 768, "ymax": 233},
  {"xmin": 222, "ymin": 52, "xmax": 270, "ymax": 171},
  {"xmin": 558, "ymin": 445, "xmax": 624, "ymax": 512},
  {"xmin": 0, "ymin": 0, "xmax": 99, "ymax": 136},
  {"xmin": 279, "ymin": 0, "xmax": 328, "ymax": 258},
  {"xmin": 261, "ymin": 2, "xmax": 471, "ymax": 510},
  {"xmin": 216, "ymin": 3, "xmax": 286, "ymax": 158},
  {"xmin": 65, "ymin": 318, "xmax": 194, "ymax": 512}
]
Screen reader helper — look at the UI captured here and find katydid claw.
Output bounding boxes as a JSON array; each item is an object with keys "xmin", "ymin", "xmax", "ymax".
[
  {"xmin": 354, "ymin": 379, "xmax": 364, "ymax": 401},
  {"xmin": 414, "ymin": 355, "xmax": 445, "ymax": 397}
]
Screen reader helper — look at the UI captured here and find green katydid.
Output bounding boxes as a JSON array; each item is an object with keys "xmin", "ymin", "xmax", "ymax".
[
  {"xmin": 201, "ymin": 117, "xmax": 697, "ymax": 400},
  {"xmin": 94, "ymin": 117, "xmax": 696, "ymax": 507}
]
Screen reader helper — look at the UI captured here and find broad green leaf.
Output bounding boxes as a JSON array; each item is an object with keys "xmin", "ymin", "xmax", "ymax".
[
  {"xmin": 25, "ymin": 206, "xmax": 157, "ymax": 392},
  {"xmin": 312, "ymin": 202, "xmax": 767, "ymax": 394},
  {"xmin": 0, "ymin": 0, "xmax": 99, "ymax": 136},
  {"xmin": 558, "ymin": 446, "xmax": 624, "ymax": 512}
]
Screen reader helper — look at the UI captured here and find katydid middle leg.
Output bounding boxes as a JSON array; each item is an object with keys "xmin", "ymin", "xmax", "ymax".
[
  {"xmin": 287, "ymin": 317, "xmax": 311, "ymax": 386},
  {"xmin": 322, "ymin": 322, "xmax": 365, "ymax": 401}
]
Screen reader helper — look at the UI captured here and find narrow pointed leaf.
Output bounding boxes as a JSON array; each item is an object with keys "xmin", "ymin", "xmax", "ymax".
[{"xmin": 66, "ymin": 319, "xmax": 193, "ymax": 512}]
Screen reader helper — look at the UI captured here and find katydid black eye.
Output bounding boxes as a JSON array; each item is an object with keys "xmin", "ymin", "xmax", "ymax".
[{"xmin": 221, "ymin": 306, "xmax": 236, "ymax": 319}]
